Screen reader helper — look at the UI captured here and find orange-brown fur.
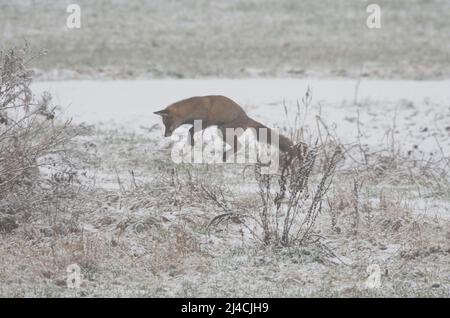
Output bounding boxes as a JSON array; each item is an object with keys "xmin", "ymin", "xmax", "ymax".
[{"xmin": 154, "ymin": 95, "xmax": 302, "ymax": 160}]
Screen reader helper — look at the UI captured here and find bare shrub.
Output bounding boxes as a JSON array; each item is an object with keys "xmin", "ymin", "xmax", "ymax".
[
  {"xmin": 197, "ymin": 89, "xmax": 343, "ymax": 247},
  {"xmin": 255, "ymin": 144, "xmax": 343, "ymax": 246},
  {"xmin": 251, "ymin": 88, "xmax": 343, "ymax": 246},
  {"xmin": 0, "ymin": 45, "xmax": 81, "ymax": 230},
  {"xmin": 199, "ymin": 143, "xmax": 342, "ymax": 248}
]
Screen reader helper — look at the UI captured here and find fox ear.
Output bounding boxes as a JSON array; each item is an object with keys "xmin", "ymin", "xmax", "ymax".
[{"xmin": 154, "ymin": 109, "xmax": 169, "ymax": 117}]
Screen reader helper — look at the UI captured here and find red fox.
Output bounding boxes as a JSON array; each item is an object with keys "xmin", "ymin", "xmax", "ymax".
[{"xmin": 154, "ymin": 95, "xmax": 305, "ymax": 161}]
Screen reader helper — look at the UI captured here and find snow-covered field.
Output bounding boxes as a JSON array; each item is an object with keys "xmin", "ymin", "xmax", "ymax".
[
  {"xmin": 2, "ymin": 0, "xmax": 450, "ymax": 297},
  {"xmin": 0, "ymin": 79, "xmax": 448, "ymax": 297},
  {"xmin": 32, "ymin": 79, "xmax": 450, "ymax": 126},
  {"xmin": 32, "ymin": 79, "xmax": 450, "ymax": 220},
  {"xmin": 3, "ymin": 0, "xmax": 450, "ymax": 80},
  {"xmin": 33, "ymin": 78, "xmax": 450, "ymax": 161}
]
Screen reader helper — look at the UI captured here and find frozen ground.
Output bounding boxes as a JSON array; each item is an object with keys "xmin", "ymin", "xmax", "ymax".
[
  {"xmin": 2, "ymin": 0, "xmax": 450, "ymax": 80},
  {"xmin": 31, "ymin": 78, "xmax": 450, "ymax": 222},
  {"xmin": 2, "ymin": 0, "xmax": 449, "ymax": 300},
  {"xmin": 32, "ymin": 78, "xmax": 450, "ymax": 154},
  {"xmin": 1, "ymin": 78, "xmax": 449, "ymax": 297}
]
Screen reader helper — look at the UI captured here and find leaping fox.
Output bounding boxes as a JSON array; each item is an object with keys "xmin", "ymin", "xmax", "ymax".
[{"xmin": 154, "ymin": 95, "xmax": 305, "ymax": 161}]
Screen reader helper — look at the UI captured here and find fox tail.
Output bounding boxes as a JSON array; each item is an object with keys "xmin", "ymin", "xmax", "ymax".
[{"xmin": 246, "ymin": 117, "xmax": 296, "ymax": 154}]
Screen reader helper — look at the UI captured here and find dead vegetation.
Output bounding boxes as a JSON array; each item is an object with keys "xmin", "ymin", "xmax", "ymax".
[
  {"xmin": 186, "ymin": 147, "xmax": 341, "ymax": 249},
  {"xmin": 1, "ymin": 118, "xmax": 448, "ymax": 296},
  {"xmin": 0, "ymin": 49, "xmax": 448, "ymax": 297},
  {"xmin": 0, "ymin": 45, "xmax": 88, "ymax": 235}
]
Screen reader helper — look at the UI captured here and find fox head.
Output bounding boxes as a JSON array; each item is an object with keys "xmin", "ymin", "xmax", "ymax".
[{"xmin": 154, "ymin": 108, "xmax": 179, "ymax": 137}]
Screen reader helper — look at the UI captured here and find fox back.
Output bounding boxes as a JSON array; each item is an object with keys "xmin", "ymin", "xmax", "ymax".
[
  {"xmin": 154, "ymin": 95, "xmax": 304, "ymax": 160},
  {"xmin": 154, "ymin": 95, "xmax": 248, "ymax": 136}
]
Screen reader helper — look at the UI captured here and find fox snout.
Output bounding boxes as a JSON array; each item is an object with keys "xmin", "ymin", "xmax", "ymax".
[{"xmin": 154, "ymin": 109, "xmax": 174, "ymax": 137}]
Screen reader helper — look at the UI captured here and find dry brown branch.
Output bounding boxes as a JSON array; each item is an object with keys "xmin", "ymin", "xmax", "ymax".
[{"xmin": 0, "ymin": 45, "xmax": 84, "ymax": 233}]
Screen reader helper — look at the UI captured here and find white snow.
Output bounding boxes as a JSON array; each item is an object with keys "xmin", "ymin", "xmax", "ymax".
[
  {"xmin": 30, "ymin": 78, "xmax": 450, "ymax": 222},
  {"xmin": 31, "ymin": 78, "xmax": 450, "ymax": 129},
  {"xmin": 30, "ymin": 79, "xmax": 450, "ymax": 159}
]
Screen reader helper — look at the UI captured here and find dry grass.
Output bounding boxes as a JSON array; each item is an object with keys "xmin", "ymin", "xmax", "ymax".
[
  {"xmin": 2, "ymin": 0, "xmax": 450, "ymax": 80},
  {"xmin": 0, "ymin": 73, "xmax": 449, "ymax": 296},
  {"xmin": 0, "ymin": 45, "xmax": 86, "ymax": 235},
  {"xmin": 1, "ymin": 126, "xmax": 449, "ymax": 296}
]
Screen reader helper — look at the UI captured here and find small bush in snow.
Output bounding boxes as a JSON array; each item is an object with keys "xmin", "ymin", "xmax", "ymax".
[{"xmin": 0, "ymin": 45, "xmax": 79, "ymax": 232}]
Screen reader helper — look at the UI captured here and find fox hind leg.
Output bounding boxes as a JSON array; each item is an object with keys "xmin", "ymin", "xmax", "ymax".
[{"xmin": 188, "ymin": 126, "xmax": 195, "ymax": 146}]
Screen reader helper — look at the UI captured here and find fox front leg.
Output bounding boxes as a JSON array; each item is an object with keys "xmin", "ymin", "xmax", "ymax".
[
  {"xmin": 188, "ymin": 126, "xmax": 195, "ymax": 146},
  {"xmin": 188, "ymin": 121, "xmax": 208, "ymax": 146}
]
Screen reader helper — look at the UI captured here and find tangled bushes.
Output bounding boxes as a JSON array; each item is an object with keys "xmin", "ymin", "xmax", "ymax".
[
  {"xmin": 0, "ymin": 45, "xmax": 78, "ymax": 232},
  {"xmin": 255, "ymin": 144, "xmax": 343, "ymax": 246}
]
